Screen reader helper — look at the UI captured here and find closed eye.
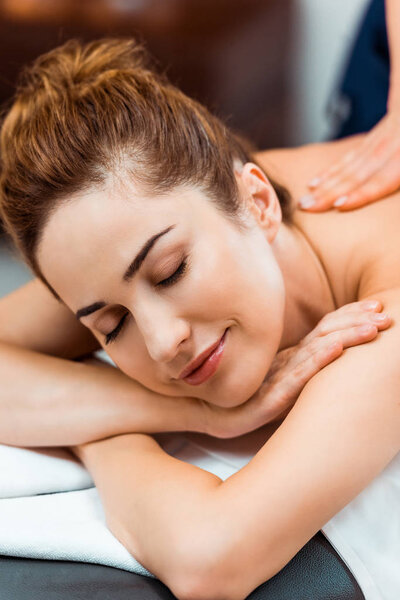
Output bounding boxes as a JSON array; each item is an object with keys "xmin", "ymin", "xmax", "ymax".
[
  {"xmin": 156, "ymin": 257, "xmax": 188, "ymax": 287},
  {"xmin": 105, "ymin": 312, "xmax": 129, "ymax": 345},
  {"xmin": 104, "ymin": 256, "xmax": 189, "ymax": 345}
]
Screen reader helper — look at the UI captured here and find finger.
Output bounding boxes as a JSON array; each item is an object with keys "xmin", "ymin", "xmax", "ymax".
[
  {"xmin": 300, "ymin": 301, "xmax": 386, "ymax": 344},
  {"xmin": 312, "ymin": 158, "xmax": 379, "ymax": 207},
  {"xmin": 324, "ymin": 322, "xmax": 380, "ymax": 350},
  {"xmin": 260, "ymin": 322, "xmax": 381, "ymax": 425},
  {"xmin": 300, "ymin": 122, "xmax": 399, "ymax": 211},
  {"xmin": 307, "ymin": 309, "xmax": 391, "ymax": 339},
  {"xmin": 308, "ymin": 117, "xmax": 392, "ymax": 192},
  {"xmin": 335, "ymin": 151, "xmax": 400, "ymax": 210},
  {"xmin": 263, "ymin": 340, "xmax": 346, "ymax": 422},
  {"xmin": 277, "ymin": 318, "xmax": 380, "ymax": 379},
  {"xmin": 300, "ymin": 147, "xmax": 391, "ymax": 211},
  {"xmin": 301, "ymin": 146, "xmax": 370, "ymax": 210},
  {"xmin": 264, "ymin": 348, "xmax": 293, "ymax": 379},
  {"xmin": 280, "ymin": 322, "xmax": 379, "ymax": 400},
  {"xmin": 285, "ymin": 313, "xmax": 392, "ymax": 369},
  {"xmin": 314, "ymin": 139, "xmax": 397, "ymax": 209},
  {"xmin": 306, "ymin": 149, "xmax": 358, "ymax": 190},
  {"xmin": 332, "ymin": 299, "xmax": 382, "ymax": 313}
]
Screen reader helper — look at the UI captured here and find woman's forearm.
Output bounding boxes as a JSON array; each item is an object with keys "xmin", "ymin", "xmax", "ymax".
[
  {"xmin": 0, "ymin": 342, "xmax": 203, "ymax": 447},
  {"xmin": 72, "ymin": 433, "xmax": 224, "ymax": 599}
]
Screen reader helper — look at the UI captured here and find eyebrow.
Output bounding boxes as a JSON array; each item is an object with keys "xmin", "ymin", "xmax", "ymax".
[{"xmin": 75, "ymin": 224, "xmax": 176, "ymax": 320}]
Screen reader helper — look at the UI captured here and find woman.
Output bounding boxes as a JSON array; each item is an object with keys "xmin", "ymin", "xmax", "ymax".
[{"xmin": 0, "ymin": 38, "xmax": 399, "ymax": 599}]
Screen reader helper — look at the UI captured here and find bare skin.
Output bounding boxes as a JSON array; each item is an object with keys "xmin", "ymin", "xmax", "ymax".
[
  {"xmin": 1, "ymin": 134, "xmax": 399, "ymax": 599},
  {"xmin": 62, "ymin": 136, "xmax": 400, "ymax": 598}
]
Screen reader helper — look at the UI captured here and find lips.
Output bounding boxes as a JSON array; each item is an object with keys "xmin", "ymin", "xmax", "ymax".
[
  {"xmin": 179, "ymin": 329, "xmax": 228, "ymax": 385},
  {"xmin": 178, "ymin": 332, "xmax": 225, "ymax": 380}
]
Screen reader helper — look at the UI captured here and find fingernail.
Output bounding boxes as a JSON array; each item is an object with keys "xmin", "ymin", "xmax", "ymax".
[
  {"xmin": 333, "ymin": 196, "xmax": 348, "ymax": 207},
  {"xmin": 361, "ymin": 300, "xmax": 380, "ymax": 310},
  {"xmin": 308, "ymin": 177, "xmax": 321, "ymax": 189},
  {"xmin": 371, "ymin": 313, "xmax": 389, "ymax": 322},
  {"xmin": 298, "ymin": 195, "xmax": 315, "ymax": 209}
]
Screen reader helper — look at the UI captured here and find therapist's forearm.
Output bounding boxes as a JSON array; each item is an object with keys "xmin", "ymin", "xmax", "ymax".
[
  {"xmin": 385, "ymin": 0, "xmax": 400, "ymax": 109},
  {"xmin": 0, "ymin": 342, "xmax": 203, "ymax": 447}
]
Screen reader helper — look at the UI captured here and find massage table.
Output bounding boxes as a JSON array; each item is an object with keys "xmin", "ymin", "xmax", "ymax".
[{"xmin": 0, "ymin": 531, "xmax": 364, "ymax": 599}]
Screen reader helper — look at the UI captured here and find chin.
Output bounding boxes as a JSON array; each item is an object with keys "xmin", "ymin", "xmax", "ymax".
[{"xmin": 207, "ymin": 358, "xmax": 270, "ymax": 408}]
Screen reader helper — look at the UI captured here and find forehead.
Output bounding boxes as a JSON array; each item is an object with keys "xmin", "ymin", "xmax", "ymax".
[{"xmin": 37, "ymin": 180, "xmax": 220, "ymax": 308}]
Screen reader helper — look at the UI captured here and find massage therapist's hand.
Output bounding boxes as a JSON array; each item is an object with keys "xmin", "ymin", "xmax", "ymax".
[
  {"xmin": 204, "ymin": 300, "xmax": 391, "ymax": 439},
  {"xmin": 299, "ymin": 112, "xmax": 400, "ymax": 212}
]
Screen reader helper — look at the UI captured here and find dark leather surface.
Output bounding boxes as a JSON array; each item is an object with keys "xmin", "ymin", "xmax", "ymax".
[
  {"xmin": 0, "ymin": 532, "xmax": 364, "ymax": 600},
  {"xmin": 247, "ymin": 532, "xmax": 365, "ymax": 600}
]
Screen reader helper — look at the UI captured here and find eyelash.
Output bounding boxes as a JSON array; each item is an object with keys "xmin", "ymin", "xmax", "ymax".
[{"xmin": 104, "ymin": 257, "xmax": 189, "ymax": 345}]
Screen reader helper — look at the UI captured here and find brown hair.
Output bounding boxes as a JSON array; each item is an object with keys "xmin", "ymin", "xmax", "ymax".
[{"xmin": 0, "ymin": 38, "xmax": 291, "ymax": 299}]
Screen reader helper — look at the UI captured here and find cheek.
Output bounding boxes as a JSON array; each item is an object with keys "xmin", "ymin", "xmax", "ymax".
[
  {"xmin": 229, "ymin": 244, "xmax": 286, "ymax": 340},
  {"xmin": 102, "ymin": 326, "xmax": 146, "ymax": 374},
  {"xmin": 109, "ymin": 342, "xmax": 153, "ymax": 383},
  {"xmin": 208, "ymin": 260, "xmax": 285, "ymax": 407},
  {"xmin": 107, "ymin": 340, "xmax": 183, "ymax": 397}
]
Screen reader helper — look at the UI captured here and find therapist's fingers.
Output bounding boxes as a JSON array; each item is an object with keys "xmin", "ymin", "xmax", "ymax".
[
  {"xmin": 310, "ymin": 146, "xmax": 400, "ymax": 211},
  {"xmin": 299, "ymin": 146, "xmax": 389, "ymax": 211},
  {"xmin": 308, "ymin": 120, "xmax": 391, "ymax": 191},
  {"xmin": 299, "ymin": 113, "xmax": 400, "ymax": 211},
  {"xmin": 333, "ymin": 150, "xmax": 400, "ymax": 210},
  {"xmin": 302, "ymin": 148, "xmax": 358, "ymax": 201}
]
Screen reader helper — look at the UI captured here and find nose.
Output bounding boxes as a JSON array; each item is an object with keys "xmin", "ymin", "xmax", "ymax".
[{"xmin": 133, "ymin": 296, "xmax": 190, "ymax": 364}]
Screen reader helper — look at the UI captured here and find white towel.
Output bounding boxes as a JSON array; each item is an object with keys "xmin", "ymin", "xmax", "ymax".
[
  {"xmin": 0, "ymin": 432, "xmax": 242, "ymax": 579},
  {"xmin": 0, "ymin": 430, "xmax": 399, "ymax": 599},
  {"xmin": 0, "ymin": 444, "xmax": 93, "ymax": 498}
]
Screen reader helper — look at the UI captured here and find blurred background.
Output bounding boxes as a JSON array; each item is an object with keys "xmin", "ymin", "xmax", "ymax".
[{"xmin": 0, "ymin": 0, "xmax": 370, "ymax": 297}]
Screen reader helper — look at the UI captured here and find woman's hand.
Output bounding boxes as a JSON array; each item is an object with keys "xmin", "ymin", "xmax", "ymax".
[
  {"xmin": 202, "ymin": 300, "xmax": 391, "ymax": 439},
  {"xmin": 298, "ymin": 112, "xmax": 400, "ymax": 212}
]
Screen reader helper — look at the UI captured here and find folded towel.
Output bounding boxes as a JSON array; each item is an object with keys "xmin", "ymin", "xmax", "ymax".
[
  {"xmin": 0, "ymin": 444, "xmax": 93, "ymax": 498},
  {"xmin": 0, "ymin": 429, "xmax": 399, "ymax": 599},
  {"xmin": 0, "ymin": 432, "xmax": 242, "ymax": 579}
]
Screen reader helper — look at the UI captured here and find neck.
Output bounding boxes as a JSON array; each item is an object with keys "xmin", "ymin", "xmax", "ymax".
[{"xmin": 273, "ymin": 222, "xmax": 336, "ymax": 350}]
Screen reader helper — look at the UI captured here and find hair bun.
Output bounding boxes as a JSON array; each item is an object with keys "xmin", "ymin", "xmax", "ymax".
[{"xmin": 17, "ymin": 37, "xmax": 150, "ymax": 100}]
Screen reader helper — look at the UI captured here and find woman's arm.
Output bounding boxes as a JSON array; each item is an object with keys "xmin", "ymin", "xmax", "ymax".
[
  {"xmin": 0, "ymin": 278, "xmax": 204, "ymax": 445},
  {"xmin": 0, "ymin": 344, "xmax": 204, "ymax": 446},
  {"xmin": 0, "ymin": 275, "xmax": 381, "ymax": 446},
  {"xmin": 0, "ymin": 277, "xmax": 100, "ymax": 358},
  {"xmin": 72, "ymin": 287, "xmax": 400, "ymax": 600}
]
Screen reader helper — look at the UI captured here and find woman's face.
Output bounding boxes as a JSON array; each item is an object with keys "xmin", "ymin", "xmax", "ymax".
[{"xmin": 38, "ymin": 164, "xmax": 286, "ymax": 407}]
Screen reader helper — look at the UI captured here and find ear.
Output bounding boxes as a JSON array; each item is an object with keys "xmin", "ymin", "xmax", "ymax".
[{"xmin": 237, "ymin": 162, "xmax": 282, "ymax": 243}]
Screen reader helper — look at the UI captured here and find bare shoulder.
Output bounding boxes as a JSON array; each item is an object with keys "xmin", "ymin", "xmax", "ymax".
[
  {"xmin": 255, "ymin": 138, "xmax": 400, "ymax": 301},
  {"xmin": 255, "ymin": 136, "xmax": 364, "ymax": 200},
  {"xmin": 296, "ymin": 191, "xmax": 400, "ymax": 300}
]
